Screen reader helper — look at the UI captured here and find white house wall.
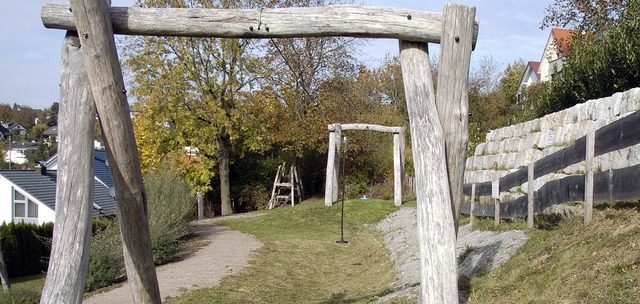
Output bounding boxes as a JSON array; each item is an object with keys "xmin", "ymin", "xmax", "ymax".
[
  {"xmin": 4, "ymin": 149, "xmax": 30, "ymax": 165},
  {"xmin": 33, "ymin": 196, "xmax": 55, "ymax": 225},
  {"xmin": 519, "ymin": 66, "xmax": 539, "ymax": 93},
  {"xmin": 539, "ymin": 34, "xmax": 560, "ymax": 82},
  {"xmin": 0, "ymin": 176, "xmax": 12, "ymax": 224},
  {"xmin": 0, "ymin": 176, "xmax": 56, "ymax": 225}
]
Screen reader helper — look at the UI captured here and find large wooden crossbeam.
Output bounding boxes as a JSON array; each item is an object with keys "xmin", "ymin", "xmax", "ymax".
[
  {"xmin": 42, "ymin": 2, "xmax": 478, "ymax": 46},
  {"xmin": 329, "ymin": 123, "xmax": 404, "ymax": 133}
]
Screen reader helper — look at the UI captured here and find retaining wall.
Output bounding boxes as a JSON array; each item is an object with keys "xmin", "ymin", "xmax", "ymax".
[{"xmin": 465, "ymin": 88, "xmax": 640, "ymax": 200}]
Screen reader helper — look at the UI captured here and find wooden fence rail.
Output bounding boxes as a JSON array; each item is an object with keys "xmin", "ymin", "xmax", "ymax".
[{"xmin": 461, "ymin": 109, "xmax": 640, "ymax": 226}]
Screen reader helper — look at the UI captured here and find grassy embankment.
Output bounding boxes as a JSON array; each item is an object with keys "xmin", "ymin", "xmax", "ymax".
[{"xmin": 467, "ymin": 202, "xmax": 640, "ymax": 304}]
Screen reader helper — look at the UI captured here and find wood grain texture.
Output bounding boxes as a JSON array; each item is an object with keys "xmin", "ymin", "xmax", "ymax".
[
  {"xmin": 393, "ymin": 133, "xmax": 402, "ymax": 206},
  {"xmin": 197, "ymin": 192, "xmax": 204, "ymax": 220},
  {"xmin": 400, "ymin": 40, "xmax": 457, "ymax": 304},
  {"xmin": 325, "ymin": 127, "xmax": 338, "ymax": 205},
  {"xmin": 435, "ymin": 4, "xmax": 475, "ymax": 235},
  {"xmin": 331, "ymin": 123, "xmax": 404, "ymax": 133},
  {"xmin": 584, "ymin": 131, "xmax": 595, "ymax": 224},
  {"xmin": 326, "ymin": 123, "xmax": 404, "ymax": 205},
  {"xmin": 42, "ymin": 2, "xmax": 479, "ymax": 45},
  {"xmin": 334, "ymin": 125, "xmax": 342, "ymax": 202},
  {"xmin": 40, "ymin": 32, "xmax": 96, "ymax": 304},
  {"xmin": 68, "ymin": 1, "xmax": 161, "ymax": 302}
]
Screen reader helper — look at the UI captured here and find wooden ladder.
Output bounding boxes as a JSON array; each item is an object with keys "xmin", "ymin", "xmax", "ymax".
[{"xmin": 268, "ymin": 162, "xmax": 303, "ymax": 209}]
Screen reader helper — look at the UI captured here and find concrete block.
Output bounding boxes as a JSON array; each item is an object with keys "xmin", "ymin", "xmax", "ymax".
[
  {"xmin": 563, "ymin": 162, "xmax": 584, "ymax": 175},
  {"xmin": 474, "ymin": 143, "xmax": 486, "ymax": 156},
  {"xmin": 520, "ymin": 132, "xmax": 540, "ymax": 151}
]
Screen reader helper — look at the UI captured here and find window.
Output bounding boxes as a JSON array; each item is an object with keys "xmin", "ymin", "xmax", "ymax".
[
  {"xmin": 28, "ymin": 199, "xmax": 38, "ymax": 218},
  {"xmin": 13, "ymin": 188, "xmax": 37, "ymax": 222},
  {"xmin": 14, "ymin": 189, "xmax": 26, "ymax": 217}
]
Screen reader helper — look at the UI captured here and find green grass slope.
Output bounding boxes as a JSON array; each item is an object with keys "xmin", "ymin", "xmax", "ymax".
[{"xmin": 468, "ymin": 203, "xmax": 640, "ymax": 303}]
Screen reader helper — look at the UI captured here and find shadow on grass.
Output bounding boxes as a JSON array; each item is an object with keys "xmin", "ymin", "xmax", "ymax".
[
  {"xmin": 595, "ymin": 201, "xmax": 640, "ymax": 211},
  {"xmin": 458, "ymin": 238, "xmax": 505, "ymax": 300},
  {"xmin": 318, "ymin": 284, "xmax": 411, "ymax": 303}
]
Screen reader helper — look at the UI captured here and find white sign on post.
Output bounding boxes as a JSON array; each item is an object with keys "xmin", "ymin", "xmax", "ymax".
[{"xmin": 491, "ymin": 179, "xmax": 500, "ymax": 199}]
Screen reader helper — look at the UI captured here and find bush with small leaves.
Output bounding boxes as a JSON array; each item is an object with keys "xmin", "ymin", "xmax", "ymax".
[{"xmin": 145, "ymin": 164, "xmax": 195, "ymax": 264}]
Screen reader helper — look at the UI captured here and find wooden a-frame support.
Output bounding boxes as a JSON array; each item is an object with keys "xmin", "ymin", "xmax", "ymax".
[
  {"xmin": 324, "ymin": 123, "xmax": 406, "ymax": 206},
  {"xmin": 40, "ymin": 2, "xmax": 476, "ymax": 303}
]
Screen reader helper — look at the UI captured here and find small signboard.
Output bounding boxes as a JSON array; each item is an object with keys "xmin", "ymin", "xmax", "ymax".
[
  {"xmin": 546, "ymin": 130, "xmax": 556, "ymax": 146},
  {"xmin": 491, "ymin": 179, "xmax": 500, "ymax": 199}
]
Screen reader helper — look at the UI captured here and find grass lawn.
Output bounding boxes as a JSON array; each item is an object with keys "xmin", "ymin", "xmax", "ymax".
[
  {"xmin": 0, "ymin": 273, "xmax": 45, "ymax": 304},
  {"xmin": 166, "ymin": 198, "xmax": 401, "ymax": 303},
  {"xmin": 4, "ymin": 273, "xmax": 45, "ymax": 293}
]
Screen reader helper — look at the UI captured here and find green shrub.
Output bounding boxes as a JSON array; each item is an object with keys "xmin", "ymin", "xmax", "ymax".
[
  {"xmin": 84, "ymin": 164, "xmax": 195, "ymax": 291},
  {"xmin": 145, "ymin": 164, "xmax": 195, "ymax": 264},
  {"xmin": 85, "ymin": 221, "xmax": 123, "ymax": 292},
  {"xmin": 369, "ymin": 178, "xmax": 394, "ymax": 200},
  {"xmin": 0, "ymin": 288, "xmax": 41, "ymax": 304},
  {"xmin": 0, "ymin": 222, "xmax": 53, "ymax": 278},
  {"xmin": 236, "ymin": 182, "xmax": 270, "ymax": 211},
  {"xmin": 344, "ymin": 173, "xmax": 370, "ymax": 199}
]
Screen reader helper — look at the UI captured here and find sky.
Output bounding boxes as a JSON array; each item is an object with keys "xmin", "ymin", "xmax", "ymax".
[{"xmin": 1, "ymin": 0, "xmax": 554, "ymax": 109}]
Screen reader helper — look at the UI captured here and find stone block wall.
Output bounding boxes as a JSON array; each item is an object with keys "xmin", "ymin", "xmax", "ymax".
[{"xmin": 465, "ymin": 87, "xmax": 640, "ymax": 200}]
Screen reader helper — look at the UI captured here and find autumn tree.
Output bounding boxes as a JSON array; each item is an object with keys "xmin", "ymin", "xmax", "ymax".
[
  {"xmin": 262, "ymin": 21, "xmax": 357, "ymax": 155},
  {"xmin": 499, "ymin": 59, "xmax": 526, "ymax": 106},
  {"xmin": 538, "ymin": 0, "xmax": 640, "ymax": 115},
  {"xmin": 124, "ymin": 0, "xmax": 273, "ymax": 215},
  {"xmin": 541, "ymin": 0, "xmax": 633, "ymax": 32}
]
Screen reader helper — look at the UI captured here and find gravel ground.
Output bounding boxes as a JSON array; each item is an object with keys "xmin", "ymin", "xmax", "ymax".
[{"xmin": 374, "ymin": 207, "xmax": 529, "ymax": 303}]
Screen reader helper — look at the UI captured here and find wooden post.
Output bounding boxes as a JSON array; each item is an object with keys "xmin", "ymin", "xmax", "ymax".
[
  {"xmin": 469, "ymin": 183, "xmax": 476, "ymax": 226},
  {"xmin": 527, "ymin": 163, "xmax": 535, "ymax": 229},
  {"xmin": 40, "ymin": 32, "xmax": 96, "ymax": 304},
  {"xmin": 68, "ymin": 1, "xmax": 161, "ymax": 303},
  {"xmin": 494, "ymin": 199, "xmax": 500, "ymax": 226},
  {"xmin": 0, "ymin": 237, "xmax": 9, "ymax": 292},
  {"xmin": 400, "ymin": 40, "xmax": 458, "ymax": 304},
  {"xmin": 325, "ymin": 128, "xmax": 337, "ymax": 206},
  {"xmin": 393, "ymin": 132, "xmax": 402, "ymax": 206},
  {"xmin": 197, "ymin": 192, "xmax": 204, "ymax": 220},
  {"xmin": 435, "ymin": 4, "xmax": 475, "ymax": 236},
  {"xmin": 333, "ymin": 124, "xmax": 342, "ymax": 203},
  {"xmin": 584, "ymin": 131, "xmax": 595, "ymax": 224},
  {"xmin": 400, "ymin": 127, "xmax": 406, "ymax": 177},
  {"xmin": 290, "ymin": 165, "xmax": 295, "ymax": 207}
]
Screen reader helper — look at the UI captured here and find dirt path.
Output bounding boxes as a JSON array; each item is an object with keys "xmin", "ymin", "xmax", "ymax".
[{"xmin": 84, "ymin": 219, "xmax": 262, "ymax": 303}]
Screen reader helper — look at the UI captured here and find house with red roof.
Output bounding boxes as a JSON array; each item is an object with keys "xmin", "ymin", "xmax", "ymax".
[
  {"xmin": 517, "ymin": 28, "xmax": 576, "ymax": 101},
  {"xmin": 539, "ymin": 28, "xmax": 575, "ymax": 82}
]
